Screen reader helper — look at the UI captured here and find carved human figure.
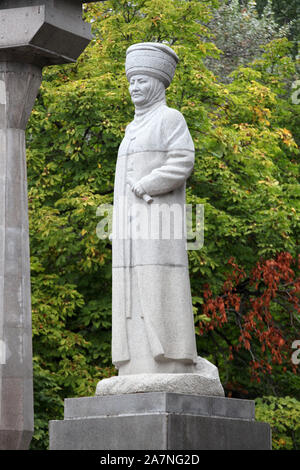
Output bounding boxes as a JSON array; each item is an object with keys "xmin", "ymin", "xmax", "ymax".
[{"xmin": 112, "ymin": 43, "xmax": 199, "ymax": 375}]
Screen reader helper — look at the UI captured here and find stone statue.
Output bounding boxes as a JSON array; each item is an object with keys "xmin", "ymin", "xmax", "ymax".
[
  {"xmin": 96, "ymin": 43, "xmax": 224, "ymax": 396},
  {"xmin": 51, "ymin": 42, "xmax": 270, "ymax": 451}
]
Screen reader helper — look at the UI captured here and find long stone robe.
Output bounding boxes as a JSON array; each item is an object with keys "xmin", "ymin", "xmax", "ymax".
[{"xmin": 112, "ymin": 101, "xmax": 198, "ymax": 374}]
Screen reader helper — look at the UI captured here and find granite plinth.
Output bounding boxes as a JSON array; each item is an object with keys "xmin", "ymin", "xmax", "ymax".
[{"xmin": 49, "ymin": 392, "xmax": 271, "ymax": 450}]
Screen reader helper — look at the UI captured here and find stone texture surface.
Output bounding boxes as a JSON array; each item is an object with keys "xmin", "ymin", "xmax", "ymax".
[
  {"xmin": 0, "ymin": 430, "xmax": 32, "ymax": 450},
  {"xmin": 49, "ymin": 393, "xmax": 271, "ymax": 450},
  {"xmin": 0, "ymin": 63, "xmax": 41, "ymax": 449},
  {"xmin": 0, "ymin": 2, "xmax": 105, "ymax": 65},
  {"xmin": 112, "ymin": 43, "xmax": 223, "ymax": 389},
  {"xmin": 0, "ymin": 1, "xmax": 104, "ymax": 450},
  {"xmin": 126, "ymin": 43, "xmax": 179, "ymax": 88},
  {"xmin": 96, "ymin": 373, "xmax": 224, "ymax": 397},
  {"xmin": 96, "ymin": 357, "xmax": 224, "ymax": 396},
  {"xmin": 64, "ymin": 393, "xmax": 255, "ymax": 420}
]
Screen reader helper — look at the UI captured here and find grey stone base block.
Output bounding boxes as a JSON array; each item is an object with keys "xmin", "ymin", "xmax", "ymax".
[
  {"xmin": 96, "ymin": 373, "xmax": 224, "ymax": 397},
  {"xmin": 49, "ymin": 393, "xmax": 271, "ymax": 450}
]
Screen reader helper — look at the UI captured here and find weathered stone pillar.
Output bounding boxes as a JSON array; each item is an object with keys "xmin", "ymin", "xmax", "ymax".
[
  {"xmin": 0, "ymin": 0, "xmax": 103, "ymax": 450},
  {"xmin": 0, "ymin": 62, "xmax": 42, "ymax": 449}
]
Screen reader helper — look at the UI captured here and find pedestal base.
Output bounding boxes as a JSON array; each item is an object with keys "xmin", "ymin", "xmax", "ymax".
[
  {"xmin": 96, "ymin": 358, "xmax": 225, "ymax": 397},
  {"xmin": 96, "ymin": 373, "xmax": 224, "ymax": 397},
  {"xmin": 49, "ymin": 393, "xmax": 271, "ymax": 450}
]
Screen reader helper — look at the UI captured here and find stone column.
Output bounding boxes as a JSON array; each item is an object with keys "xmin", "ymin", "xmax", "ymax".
[
  {"xmin": 0, "ymin": 0, "xmax": 103, "ymax": 450},
  {"xmin": 0, "ymin": 62, "xmax": 42, "ymax": 449}
]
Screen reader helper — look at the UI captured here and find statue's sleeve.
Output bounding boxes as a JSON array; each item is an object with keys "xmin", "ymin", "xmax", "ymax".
[{"xmin": 138, "ymin": 109, "xmax": 195, "ymax": 196}]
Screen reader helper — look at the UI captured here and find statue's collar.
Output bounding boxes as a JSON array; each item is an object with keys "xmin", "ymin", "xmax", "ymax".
[{"xmin": 134, "ymin": 98, "xmax": 166, "ymax": 120}]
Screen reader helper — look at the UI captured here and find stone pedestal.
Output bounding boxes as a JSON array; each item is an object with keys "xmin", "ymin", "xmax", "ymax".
[{"xmin": 49, "ymin": 393, "xmax": 271, "ymax": 450}]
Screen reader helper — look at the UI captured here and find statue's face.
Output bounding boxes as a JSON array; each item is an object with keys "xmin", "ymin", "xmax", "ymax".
[{"xmin": 129, "ymin": 75, "xmax": 153, "ymax": 106}]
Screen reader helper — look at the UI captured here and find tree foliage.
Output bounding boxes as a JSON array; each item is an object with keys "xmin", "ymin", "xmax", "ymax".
[
  {"xmin": 200, "ymin": 254, "xmax": 299, "ymax": 386},
  {"xmin": 26, "ymin": 0, "xmax": 299, "ymax": 449},
  {"xmin": 205, "ymin": 0, "xmax": 292, "ymax": 81},
  {"xmin": 255, "ymin": 0, "xmax": 300, "ymax": 53},
  {"xmin": 255, "ymin": 396, "xmax": 300, "ymax": 449}
]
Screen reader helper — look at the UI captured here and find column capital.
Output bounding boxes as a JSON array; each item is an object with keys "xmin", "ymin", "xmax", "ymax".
[{"xmin": 0, "ymin": 1, "xmax": 104, "ymax": 66}]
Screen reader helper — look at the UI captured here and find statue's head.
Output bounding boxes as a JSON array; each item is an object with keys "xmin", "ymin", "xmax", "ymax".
[
  {"xmin": 128, "ymin": 74, "xmax": 164, "ymax": 106},
  {"xmin": 125, "ymin": 42, "xmax": 179, "ymax": 107}
]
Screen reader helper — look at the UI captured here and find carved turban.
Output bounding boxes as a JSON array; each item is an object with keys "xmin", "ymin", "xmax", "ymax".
[{"xmin": 125, "ymin": 42, "xmax": 179, "ymax": 88}]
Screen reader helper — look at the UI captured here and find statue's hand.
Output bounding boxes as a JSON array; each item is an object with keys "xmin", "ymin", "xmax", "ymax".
[
  {"xmin": 131, "ymin": 181, "xmax": 146, "ymax": 199},
  {"xmin": 127, "ymin": 178, "xmax": 153, "ymax": 203}
]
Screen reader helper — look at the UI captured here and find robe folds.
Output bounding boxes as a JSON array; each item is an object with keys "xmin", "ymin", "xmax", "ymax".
[{"xmin": 112, "ymin": 102, "xmax": 198, "ymax": 373}]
